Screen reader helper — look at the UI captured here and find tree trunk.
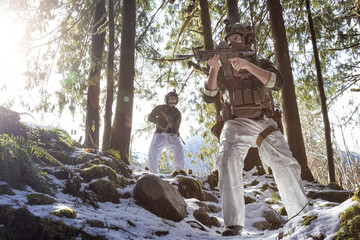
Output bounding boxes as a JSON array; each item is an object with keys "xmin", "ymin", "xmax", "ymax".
[
  {"xmin": 84, "ymin": 0, "xmax": 106, "ymax": 150},
  {"xmin": 226, "ymin": 0, "xmax": 240, "ymax": 24},
  {"xmin": 267, "ymin": 0, "xmax": 315, "ymax": 181},
  {"xmin": 305, "ymin": 0, "xmax": 335, "ymax": 183},
  {"xmin": 198, "ymin": 0, "xmax": 224, "ymax": 125},
  {"xmin": 110, "ymin": 0, "xmax": 136, "ymax": 165},
  {"xmin": 102, "ymin": 0, "xmax": 115, "ymax": 151}
]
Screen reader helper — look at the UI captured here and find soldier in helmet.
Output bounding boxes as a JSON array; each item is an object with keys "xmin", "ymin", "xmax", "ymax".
[
  {"xmin": 147, "ymin": 90, "xmax": 185, "ymax": 174},
  {"xmin": 203, "ymin": 20, "xmax": 308, "ymax": 236}
]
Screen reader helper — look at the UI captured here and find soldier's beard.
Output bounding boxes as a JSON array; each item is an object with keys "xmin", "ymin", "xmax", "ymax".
[{"xmin": 230, "ymin": 42, "xmax": 249, "ymax": 51}]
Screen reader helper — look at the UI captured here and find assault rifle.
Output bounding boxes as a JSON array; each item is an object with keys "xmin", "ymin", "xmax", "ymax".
[
  {"xmin": 159, "ymin": 111, "xmax": 185, "ymax": 145},
  {"xmin": 177, "ymin": 48, "xmax": 254, "ymax": 63},
  {"xmin": 176, "ymin": 41, "xmax": 255, "ymax": 78},
  {"xmin": 177, "ymin": 41, "xmax": 254, "ymax": 62}
]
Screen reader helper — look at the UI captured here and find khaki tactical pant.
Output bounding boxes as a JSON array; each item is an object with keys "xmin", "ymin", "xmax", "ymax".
[
  {"xmin": 148, "ymin": 133, "xmax": 185, "ymax": 174},
  {"xmin": 217, "ymin": 117, "xmax": 308, "ymax": 227}
]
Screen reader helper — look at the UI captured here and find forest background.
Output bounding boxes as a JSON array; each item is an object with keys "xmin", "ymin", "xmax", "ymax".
[{"xmin": 0, "ymin": 0, "xmax": 359, "ymax": 191}]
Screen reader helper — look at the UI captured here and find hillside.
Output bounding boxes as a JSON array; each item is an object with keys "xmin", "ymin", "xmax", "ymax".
[{"xmin": 0, "ymin": 113, "xmax": 359, "ymax": 239}]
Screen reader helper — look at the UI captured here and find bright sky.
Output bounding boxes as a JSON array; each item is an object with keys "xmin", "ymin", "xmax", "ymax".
[{"xmin": 0, "ymin": 12, "xmax": 26, "ymax": 105}]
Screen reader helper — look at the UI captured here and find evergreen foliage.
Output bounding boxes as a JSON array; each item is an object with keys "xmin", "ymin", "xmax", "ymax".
[
  {"xmin": 0, "ymin": 134, "xmax": 53, "ymax": 195},
  {"xmin": 4, "ymin": 0, "xmax": 360, "ymax": 186}
]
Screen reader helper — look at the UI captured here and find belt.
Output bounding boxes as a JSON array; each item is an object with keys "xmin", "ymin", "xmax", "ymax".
[
  {"xmin": 251, "ymin": 114, "xmax": 266, "ymax": 121},
  {"xmin": 256, "ymin": 125, "xmax": 279, "ymax": 147}
]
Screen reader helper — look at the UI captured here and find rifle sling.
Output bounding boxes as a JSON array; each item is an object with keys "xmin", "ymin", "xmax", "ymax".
[{"xmin": 256, "ymin": 125, "xmax": 279, "ymax": 147}]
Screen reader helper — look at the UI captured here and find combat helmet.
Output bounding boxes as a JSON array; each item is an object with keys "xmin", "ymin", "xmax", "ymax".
[
  {"xmin": 224, "ymin": 19, "xmax": 255, "ymax": 46},
  {"xmin": 164, "ymin": 89, "xmax": 178, "ymax": 105}
]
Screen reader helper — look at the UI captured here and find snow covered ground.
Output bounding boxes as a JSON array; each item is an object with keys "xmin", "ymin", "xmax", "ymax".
[{"xmin": 0, "ymin": 150, "xmax": 357, "ymax": 240}]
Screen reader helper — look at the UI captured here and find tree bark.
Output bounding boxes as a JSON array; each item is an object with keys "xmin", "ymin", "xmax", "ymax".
[
  {"xmin": 226, "ymin": 0, "xmax": 240, "ymax": 24},
  {"xmin": 84, "ymin": 0, "xmax": 106, "ymax": 150},
  {"xmin": 102, "ymin": 0, "xmax": 115, "ymax": 151},
  {"xmin": 267, "ymin": 0, "xmax": 315, "ymax": 181},
  {"xmin": 110, "ymin": 0, "xmax": 136, "ymax": 165},
  {"xmin": 305, "ymin": 0, "xmax": 335, "ymax": 183}
]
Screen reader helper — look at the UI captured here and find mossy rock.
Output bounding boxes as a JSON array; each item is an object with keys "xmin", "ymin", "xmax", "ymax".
[
  {"xmin": 92, "ymin": 156, "xmax": 133, "ymax": 179},
  {"xmin": 86, "ymin": 219, "xmax": 105, "ymax": 228},
  {"xmin": 0, "ymin": 205, "xmax": 104, "ymax": 240},
  {"xmin": 334, "ymin": 203, "xmax": 360, "ymax": 239},
  {"xmin": 88, "ymin": 179, "xmax": 120, "ymax": 203},
  {"xmin": 302, "ymin": 215, "xmax": 318, "ymax": 226},
  {"xmin": 27, "ymin": 193, "xmax": 57, "ymax": 205},
  {"xmin": 80, "ymin": 165, "xmax": 122, "ymax": 186},
  {"xmin": 52, "ymin": 208, "xmax": 77, "ymax": 218},
  {"xmin": 47, "ymin": 149, "xmax": 73, "ymax": 165},
  {"xmin": 76, "ymin": 152, "xmax": 97, "ymax": 165},
  {"xmin": 63, "ymin": 177, "xmax": 82, "ymax": 196},
  {"xmin": 320, "ymin": 202, "xmax": 339, "ymax": 208}
]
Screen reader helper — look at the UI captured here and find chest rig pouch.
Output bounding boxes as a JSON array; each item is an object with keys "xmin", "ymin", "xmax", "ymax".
[{"xmin": 220, "ymin": 56, "xmax": 274, "ymax": 120}]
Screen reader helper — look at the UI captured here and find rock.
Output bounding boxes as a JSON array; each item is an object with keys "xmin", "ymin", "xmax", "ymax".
[
  {"xmin": 177, "ymin": 176, "xmax": 206, "ymax": 201},
  {"xmin": 26, "ymin": 193, "xmax": 57, "ymax": 205},
  {"xmin": 246, "ymin": 203, "xmax": 284, "ymax": 230},
  {"xmin": 80, "ymin": 165, "xmax": 123, "ymax": 186},
  {"xmin": 307, "ymin": 190, "xmax": 353, "ymax": 203},
  {"xmin": 204, "ymin": 170, "xmax": 218, "ymax": 190},
  {"xmin": 193, "ymin": 208, "xmax": 220, "ymax": 228},
  {"xmin": 133, "ymin": 174, "xmax": 187, "ymax": 222},
  {"xmin": 203, "ymin": 190, "xmax": 219, "ymax": 203},
  {"xmin": 88, "ymin": 179, "xmax": 120, "ymax": 203},
  {"xmin": 172, "ymin": 169, "xmax": 187, "ymax": 177}
]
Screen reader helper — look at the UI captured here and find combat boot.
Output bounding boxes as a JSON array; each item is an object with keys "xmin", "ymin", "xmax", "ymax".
[{"xmin": 222, "ymin": 225, "xmax": 243, "ymax": 236}]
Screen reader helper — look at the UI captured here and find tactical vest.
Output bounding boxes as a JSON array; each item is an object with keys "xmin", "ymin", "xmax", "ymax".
[{"xmin": 219, "ymin": 54, "xmax": 274, "ymax": 120}]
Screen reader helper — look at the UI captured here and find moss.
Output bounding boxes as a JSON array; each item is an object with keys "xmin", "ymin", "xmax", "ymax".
[
  {"xmin": 27, "ymin": 193, "xmax": 57, "ymax": 205},
  {"xmin": 268, "ymin": 192, "xmax": 280, "ymax": 204},
  {"xmin": 278, "ymin": 206, "xmax": 287, "ymax": 216},
  {"xmin": 52, "ymin": 208, "xmax": 77, "ymax": 219},
  {"xmin": 88, "ymin": 179, "xmax": 119, "ymax": 203},
  {"xmin": 333, "ymin": 203, "xmax": 360, "ymax": 239},
  {"xmin": 80, "ymin": 165, "xmax": 121, "ymax": 186},
  {"xmin": 302, "ymin": 215, "xmax": 318, "ymax": 226},
  {"xmin": 352, "ymin": 188, "xmax": 359, "ymax": 202},
  {"xmin": 47, "ymin": 150, "xmax": 72, "ymax": 165}
]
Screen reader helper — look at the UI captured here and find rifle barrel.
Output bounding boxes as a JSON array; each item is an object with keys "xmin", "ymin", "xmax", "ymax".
[{"xmin": 176, "ymin": 55, "xmax": 194, "ymax": 59}]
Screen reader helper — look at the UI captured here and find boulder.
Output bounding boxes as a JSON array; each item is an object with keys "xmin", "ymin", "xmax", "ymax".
[
  {"xmin": 246, "ymin": 203, "xmax": 284, "ymax": 230},
  {"xmin": 133, "ymin": 174, "xmax": 187, "ymax": 222}
]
